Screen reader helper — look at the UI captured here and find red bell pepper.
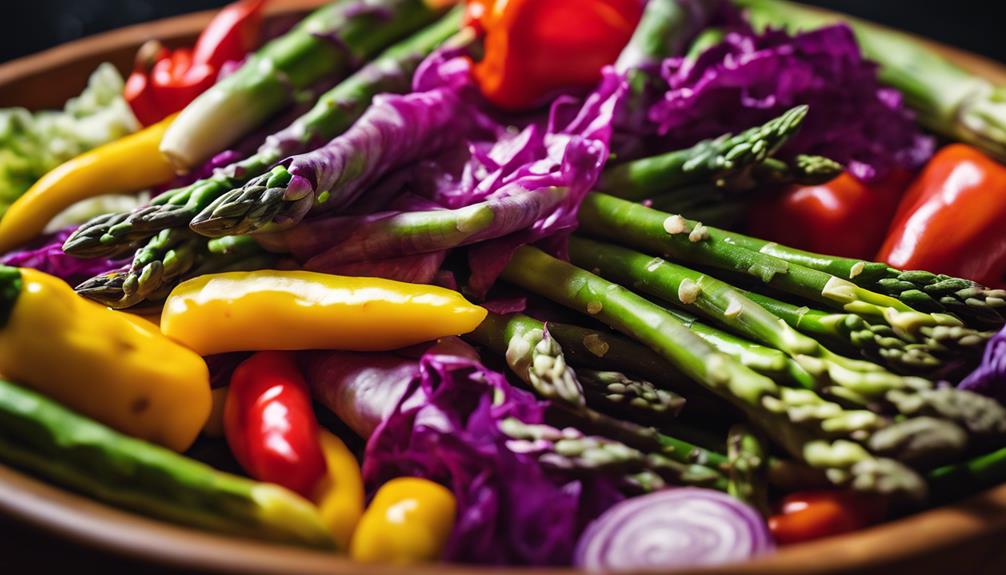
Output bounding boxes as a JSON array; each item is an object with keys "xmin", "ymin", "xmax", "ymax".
[
  {"xmin": 468, "ymin": 0, "xmax": 644, "ymax": 111},
  {"xmin": 878, "ymin": 144, "xmax": 1006, "ymax": 289},
  {"xmin": 747, "ymin": 170, "xmax": 911, "ymax": 260},
  {"xmin": 768, "ymin": 490, "xmax": 887, "ymax": 546},
  {"xmin": 224, "ymin": 350, "xmax": 327, "ymax": 498},
  {"xmin": 124, "ymin": 0, "xmax": 266, "ymax": 126}
]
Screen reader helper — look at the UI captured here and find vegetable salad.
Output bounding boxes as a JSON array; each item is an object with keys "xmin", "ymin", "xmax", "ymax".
[{"xmin": 3, "ymin": 0, "xmax": 1006, "ymax": 571}]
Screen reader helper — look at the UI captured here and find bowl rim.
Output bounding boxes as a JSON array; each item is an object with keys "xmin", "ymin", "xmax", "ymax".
[{"xmin": 3, "ymin": 2, "xmax": 1006, "ymax": 574}]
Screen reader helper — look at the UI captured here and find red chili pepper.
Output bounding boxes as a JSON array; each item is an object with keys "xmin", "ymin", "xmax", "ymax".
[
  {"xmin": 468, "ymin": 0, "xmax": 644, "ymax": 111},
  {"xmin": 877, "ymin": 144, "xmax": 1006, "ymax": 288},
  {"xmin": 224, "ymin": 351, "xmax": 327, "ymax": 498},
  {"xmin": 747, "ymin": 171, "xmax": 911, "ymax": 260},
  {"xmin": 768, "ymin": 490, "xmax": 887, "ymax": 546},
  {"xmin": 124, "ymin": 0, "xmax": 267, "ymax": 126}
]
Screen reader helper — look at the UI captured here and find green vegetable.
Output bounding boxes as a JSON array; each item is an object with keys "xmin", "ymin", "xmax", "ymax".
[
  {"xmin": 501, "ymin": 245, "xmax": 928, "ymax": 502},
  {"xmin": 598, "ymin": 106, "xmax": 809, "ymax": 200},
  {"xmin": 159, "ymin": 0, "xmax": 442, "ymax": 171},
  {"xmin": 0, "ymin": 64, "xmax": 138, "ymax": 217},
  {"xmin": 0, "ymin": 378, "xmax": 333, "ymax": 547},
  {"xmin": 727, "ymin": 424, "xmax": 770, "ymax": 514}
]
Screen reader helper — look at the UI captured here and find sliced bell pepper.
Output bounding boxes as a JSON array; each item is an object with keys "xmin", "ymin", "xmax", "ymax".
[
  {"xmin": 225, "ymin": 351, "xmax": 327, "ymax": 499},
  {"xmin": 877, "ymin": 144, "xmax": 1006, "ymax": 288},
  {"xmin": 469, "ymin": 0, "xmax": 644, "ymax": 110},
  {"xmin": 160, "ymin": 270, "xmax": 488, "ymax": 355},
  {"xmin": 747, "ymin": 170, "xmax": 911, "ymax": 260},
  {"xmin": 0, "ymin": 113, "xmax": 178, "ymax": 254}
]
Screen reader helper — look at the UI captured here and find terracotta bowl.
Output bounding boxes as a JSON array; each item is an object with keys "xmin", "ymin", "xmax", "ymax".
[{"xmin": 3, "ymin": 2, "xmax": 1006, "ymax": 574}]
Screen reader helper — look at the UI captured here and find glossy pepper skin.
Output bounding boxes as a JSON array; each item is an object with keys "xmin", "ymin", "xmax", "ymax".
[
  {"xmin": 313, "ymin": 430, "xmax": 365, "ymax": 551},
  {"xmin": 125, "ymin": 0, "xmax": 266, "ymax": 126},
  {"xmin": 747, "ymin": 171, "xmax": 911, "ymax": 260},
  {"xmin": 350, "ymin": 477, "xmax": 457, "ymax": 564},
  {"xmin": 0, "ymin": 266, "xmax": 211, "ymax": 452},
  {"xmin": 0, "ymin": 114, "xmax": 178, "ymax": 254},
  {"xmin": 225, "ymin": 351, "xmax": 327, "ymax": 499},
  {"xmin": 768, "ymin": 490, "xmax": 887, "ymax": 545},
  {"xmin": 160, "ymin": 270, "xmax": 488, "ymax": 356},
  {"xmin": 878, "ymin": 144, "xmax": 1006, "ymax": 288},
  {"xmin": 469, "ymin": 0, "xmax": 644, "ymax": 110}
]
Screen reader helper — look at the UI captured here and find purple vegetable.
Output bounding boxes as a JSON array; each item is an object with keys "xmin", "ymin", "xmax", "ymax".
[
  {"xmin": 648, "ymin": 23, "xmax": 933, "ymax": 181},
  {"xmin": 306, "ymin": 251, "xmax": 448, "ymax": 284},
  {"xmin": 574, "ymin": 488, "xmax": 774, "ymax": 571},
  {"xmin": 361, "ymin": 348, "xmax": 624, "ymax": 565},
  {"xmin": 0, "ymin": 226, "xmax": 125, "ymax": 284},
  {"xmin": 959, "ymin": 326, "xmax": 1006, "ymax": 403}
]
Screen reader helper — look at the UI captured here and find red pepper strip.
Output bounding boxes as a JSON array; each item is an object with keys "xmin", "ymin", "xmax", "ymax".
[
  {"xmin": 224, "ymin": 351, "xmax": 328, "ymax": 498},
  {"xmin": 768, "ymin": 490, "xmax": 887, "ymax": 546},
  {"xmin": 469, "ymin": 0, "xmax": 644, "ymax": 111},
  {"xmin": 878, "ymin": 144, "xmax": 1006, "ymax": 289},
  {"xmin": 124, "ymin": 0, "xmax": 267, "ymax": 126},
  {"xmin": 747, "ymin": 170, "xmax": 911, "ymax": 261}
]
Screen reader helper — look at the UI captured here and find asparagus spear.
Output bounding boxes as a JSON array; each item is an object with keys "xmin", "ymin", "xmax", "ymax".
[
  {"xmin": 0, "ymin": 379, "xmax": 333, "ymax": 547},
  {"xmin": 568, "ymin": 236, "xmax": 1006, "ymax": 442},
  {"xmin": 727, "ymin": 424, "xmax": 770, "ymax": 514},
  {"xmin": 578, "ymin": 192, "xmax": 992, "ymax": 349},
  {"xmin": 615, "ymin": 0, "xmax": 724, "ymax": 72},
  {"xmin": 735, "ymin": 0, "xmax": 1006, "ymax": 164},
  {"xmin": 160, "ymin": 0, "xmax": 443, "ymax": 171},
  {"xmin": 501, "ymin": 246, "xmax": 928, "ymax": 501},
  {"xmin": 578, "ymin": 370, "xmax": 687, "ymax": 420},
  {"xmin": 63, "ymin": 9, "xmax": 463, "ymax": 258},
  {"xmin": 75, "ymin": 234, "xmax": 271, "ymax": 308},
  {"xmin": 597, "ymin": 106, "xmax": 810, "ymax": 200},
  {"xmin": 682, "ymin": 225, "xmax": 1006, "ymax": 329}
]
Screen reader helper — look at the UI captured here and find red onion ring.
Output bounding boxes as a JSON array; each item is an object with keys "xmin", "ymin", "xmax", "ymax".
[{"xmin": 574, "ymin": 488, "xmax": 774, "ymax": 571}]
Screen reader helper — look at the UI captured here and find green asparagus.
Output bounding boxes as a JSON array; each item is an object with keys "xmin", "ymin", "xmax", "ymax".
[
  {"xmin": 63, "ymin": 8, "xmax": 463, "ymax": 258},
  {"xmin": 578, "ymin": 192, "xmax": 992, "ymax": 348},
  {"xmin": 727, "ymin": 424, "xmax": 770, "ymax": 514},
  {"xmin": 598, "ymin": 106, "xmax": 809, "ymax": 200},
  {"xmin": 501, "ymin": 246, "xmax": 928, "ymax": 502},
  {"xmin": 0, "ymin": 379, "xmax": 333, "ymax": 547},
  {"xmin": 160, "ymin": 0, "xmax": 443, "ymax": 171}
]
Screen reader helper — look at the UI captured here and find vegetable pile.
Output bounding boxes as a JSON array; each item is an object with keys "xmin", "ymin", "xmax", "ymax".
[{"xmin": 4, "ymin": 0, "xmax": 1006, "ymax": 571}]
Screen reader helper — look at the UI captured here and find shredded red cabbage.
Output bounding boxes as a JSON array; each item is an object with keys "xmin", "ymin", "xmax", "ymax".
[
  {"xmin": 0, "ymin": 226, "xmax": 126, "ymax": 284},
  {"xmin": 647, "ymin": 23, "xmax": 933, "ymax": 181},
  {"xmin": 360, "ymin": 350, "xmax": 625, "ymax": 565},
  {"xmin": 959, "ymin": 327, "xmax": 1006, "ymax": 404},
  {"xmin": 574, "ymin": 488, "xmax": 774, "ymax": 571}
]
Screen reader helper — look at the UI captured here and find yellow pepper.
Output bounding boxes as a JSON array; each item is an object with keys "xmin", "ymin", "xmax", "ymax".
[
  {"xmin": 312, "ymin": 430, "xmax": 365, "ymax": 551},
  {"xmin": 0, "ymin": 113, "xmax": 179, "ymax": 253},
  {"xmin": 0, "ymin": 266, "xmax": 211, "ymax": 452},
  {"xmin": 350, "ymin": 477, "xmax": 457, "ymax": 564},
  {"xmin": 160, "ymin": 270, "xmax": 488, "ymax": 356},
  {"xmin": 202, "ymin": 387, "xmax": 229, "ymax": 438}
]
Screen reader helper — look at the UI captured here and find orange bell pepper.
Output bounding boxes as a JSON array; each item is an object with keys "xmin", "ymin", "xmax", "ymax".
[{"xmin": 469, "ymin": 0, "xmax": 644, "ymax": 110}]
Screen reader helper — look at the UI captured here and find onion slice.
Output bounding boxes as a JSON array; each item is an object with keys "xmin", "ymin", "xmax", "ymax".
[{"xmin": 574, "ymin": 488, "xmax": 774, "ymax": 571}]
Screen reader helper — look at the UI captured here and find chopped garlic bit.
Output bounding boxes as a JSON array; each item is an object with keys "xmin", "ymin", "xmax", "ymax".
[
  {"xmin": 662, "ymin": 214, "xmax": 687, "ymax": 235},
  {"xmin": 678, "ymin": 279, "xmax": 701, "ymax": 304}
]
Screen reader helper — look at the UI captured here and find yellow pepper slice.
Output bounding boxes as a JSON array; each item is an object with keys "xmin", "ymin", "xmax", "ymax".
[
  {"xmin": 350, "ymin": 477, "xmax": 457, "ymax": 564},
  {"xmin": 0, "ymin": 267, "xmax": 211, "ymax": 452},
  {"xmin": 0, "ymin": 113, "xmax": 179, "ymax": 253},
  {"xmin": 313, "ymin": 430, "xmax": 365, "ymax": 551},
  {"xmin": 160, "ymin": 270, "xmax": 488, "ymax": 355}
]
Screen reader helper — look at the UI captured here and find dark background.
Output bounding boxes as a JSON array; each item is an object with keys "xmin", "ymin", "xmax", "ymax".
[{"xmin": 3, "ymin": 0, "xmax": 1006, "ymax": 63}]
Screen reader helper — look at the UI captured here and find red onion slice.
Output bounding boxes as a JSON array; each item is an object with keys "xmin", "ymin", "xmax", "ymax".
[{"xmin": 574, "ymin": 488, "xmax": 775, "ymax": 571}]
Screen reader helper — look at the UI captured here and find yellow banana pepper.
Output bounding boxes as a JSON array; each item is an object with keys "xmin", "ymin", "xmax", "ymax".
[
  {"xmin": 202, "ymin": 387, "xmax": 229, "ymax": 438},
  {"xmin": 0, "ymin": 266, "xmax": 211, "ymax": 452},
  {"xmin": 313, "ymin": 430, "xmax": 365, "ymax": 551},
  {"xmin": 160, "ymin": 270, "xmax": 488, "ymax": 356},
  {"xmin": 0, "ymin": 113, "xmax": 179, "ymax": 253},
  {"xmin": 350, "ymin": 477, "xmax": 457, "ymax": 564}
]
